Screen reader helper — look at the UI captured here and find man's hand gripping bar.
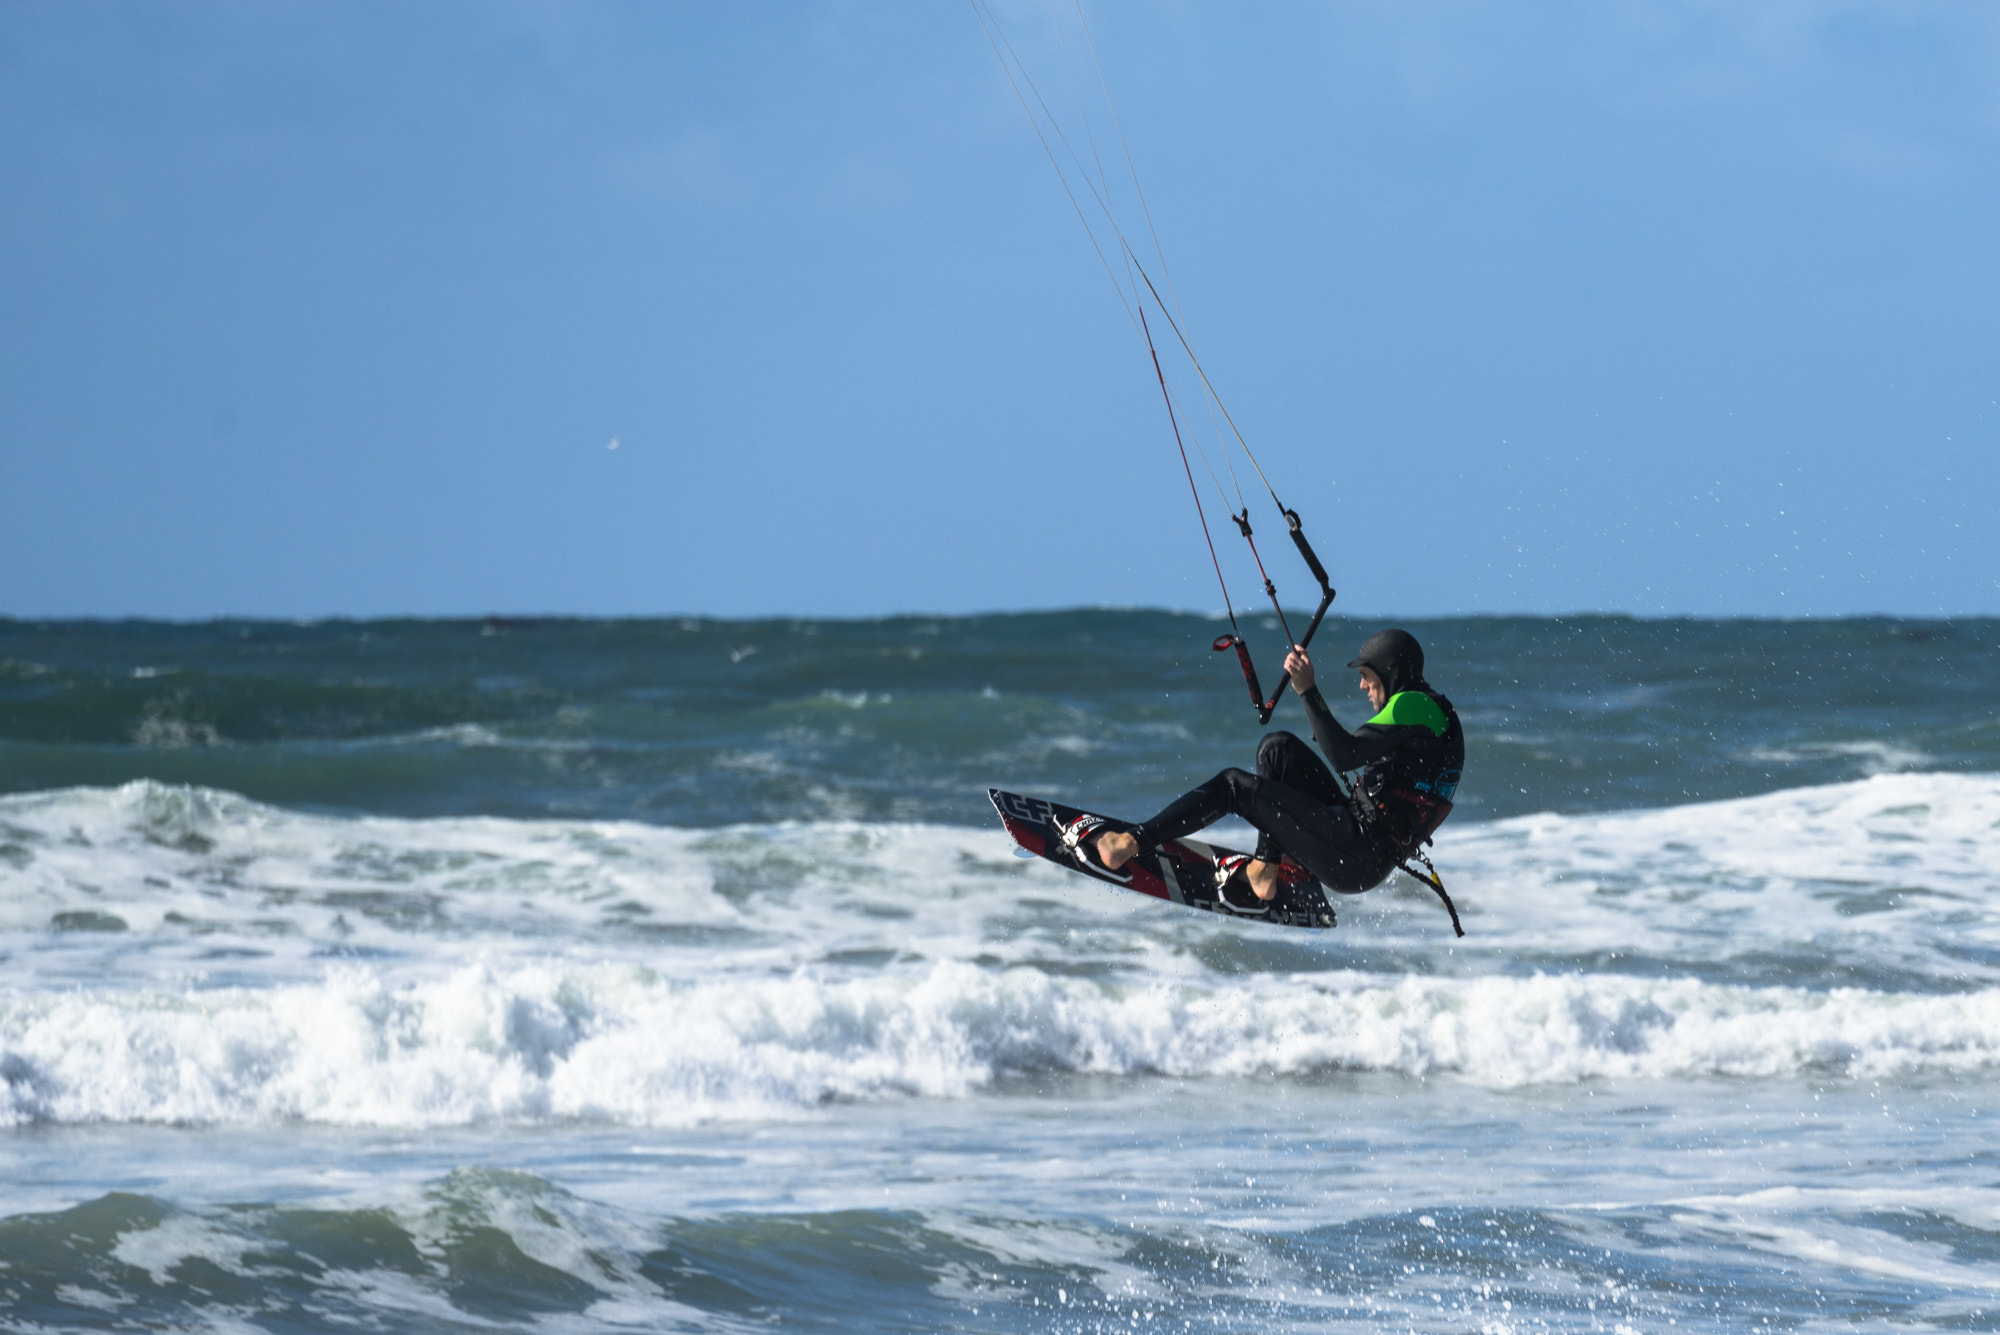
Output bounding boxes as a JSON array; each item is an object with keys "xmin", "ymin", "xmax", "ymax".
[{"xmin": 1212, "ymin": 509, "xmax": 1337, "ymax": 725}]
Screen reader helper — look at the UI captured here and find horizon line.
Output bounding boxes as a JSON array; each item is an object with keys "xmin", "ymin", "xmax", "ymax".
[{"xmin": 4, "ymin": 606, "xmax": 1996, "ymax": 627}]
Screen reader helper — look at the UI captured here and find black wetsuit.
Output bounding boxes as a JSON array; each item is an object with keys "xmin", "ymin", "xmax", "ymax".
[{"xmin": 1129, "ymin": 631, "xmax": 1465, "ymax": 894}]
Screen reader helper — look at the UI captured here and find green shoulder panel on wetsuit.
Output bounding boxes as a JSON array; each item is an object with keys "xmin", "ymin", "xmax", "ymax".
[{"xmin": 1367, "ymin": 691, "xmax": 1447, "ymax": 737}]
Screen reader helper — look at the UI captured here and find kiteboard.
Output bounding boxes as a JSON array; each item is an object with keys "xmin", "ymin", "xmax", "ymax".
[{"xmin": 988, "ymin": 788, "xmax": 1336, "ymax": 930}]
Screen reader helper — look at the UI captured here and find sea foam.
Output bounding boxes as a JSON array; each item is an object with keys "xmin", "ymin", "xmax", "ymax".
[
  {"xmin": 3, "ymin": 774, "xmax": 1998, "ymax": 1127},
  {"xmin": 5, "ymin": 958, "xmax": 1999, "ymax": 1128}
]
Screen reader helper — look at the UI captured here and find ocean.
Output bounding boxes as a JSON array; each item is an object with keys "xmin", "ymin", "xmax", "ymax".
[{"xmin": 2, "ymin": 611, "xmax": 1996, "ymax": 1332}]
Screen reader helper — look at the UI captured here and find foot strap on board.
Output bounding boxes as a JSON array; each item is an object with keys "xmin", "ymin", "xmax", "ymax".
[
  {"xmin": 1057, "ymin": 812, "xmax": 1124, "ymax": 873},
  {"xmin": 1212, "ymin": 852, "xmax": 1270, "ymax": 916}
]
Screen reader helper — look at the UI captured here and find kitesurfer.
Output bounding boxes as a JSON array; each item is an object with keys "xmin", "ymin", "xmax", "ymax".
[{"xmin": 1084, "ymin": 628, "xmax": 1464, "ymax": 911}]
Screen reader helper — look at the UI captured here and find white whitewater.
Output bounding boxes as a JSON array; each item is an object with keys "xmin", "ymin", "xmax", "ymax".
[{"xmin": 4, "ymin": 775, "xmax": 1997, "ymax": 1128}]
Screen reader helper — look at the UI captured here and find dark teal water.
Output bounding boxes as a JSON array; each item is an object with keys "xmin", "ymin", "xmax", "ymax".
[
  {"xmin": 3, "ymin": 612, "xmax": 1995, "ymax": 824},
  {"xmin": 4, "ymin": 613, "xmax": 1999, "ymax": 1334}
]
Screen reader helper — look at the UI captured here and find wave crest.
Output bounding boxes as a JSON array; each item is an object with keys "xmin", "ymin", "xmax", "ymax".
[{"xmin": 5, "ymin": 962, "xmax": 1997, "ymax": 1128}]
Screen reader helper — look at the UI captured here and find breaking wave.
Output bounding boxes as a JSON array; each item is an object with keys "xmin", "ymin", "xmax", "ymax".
[
  {"xmin": 3, "ymin": 772, "xmax": 1998, "ymax": 1127},
  {"xmin": 5, "ymin": 960, "xmax": 1998, "ymax": 1128}
]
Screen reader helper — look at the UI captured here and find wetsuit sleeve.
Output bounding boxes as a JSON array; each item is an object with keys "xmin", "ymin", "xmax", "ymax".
[{"xmin": 1298, "ymin": 686, "xmax": 1427, "ymax": 773}]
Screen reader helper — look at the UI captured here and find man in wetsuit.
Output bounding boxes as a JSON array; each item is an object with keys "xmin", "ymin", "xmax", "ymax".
[{"xmin": 1087, "ymin": 628, "xmax": 1464, "ymax": 911}]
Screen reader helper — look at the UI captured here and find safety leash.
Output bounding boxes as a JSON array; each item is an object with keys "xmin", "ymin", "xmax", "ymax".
[{"xmin": 1398, "ymin": 846, "xmax": 1464, "ymax": 938}]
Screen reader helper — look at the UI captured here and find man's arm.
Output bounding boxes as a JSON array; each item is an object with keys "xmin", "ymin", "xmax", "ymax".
[{"xmin": 1298, "ymin": 685, "xmax": 1414, "ymax": 772}]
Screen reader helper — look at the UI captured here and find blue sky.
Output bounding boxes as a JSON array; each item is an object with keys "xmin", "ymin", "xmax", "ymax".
[{"xmin": 3, "ymin": 2, "xmax": 1996, "ymax": 619}]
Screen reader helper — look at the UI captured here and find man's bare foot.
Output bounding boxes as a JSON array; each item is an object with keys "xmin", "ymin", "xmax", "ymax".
[
  {"xmin": 1245, "ymin": 858, "xmax": 1280, "ymax": 901},
  {"xmin": 1095, "ymin": 830, "xmax": 1139, "ymax": 870}
]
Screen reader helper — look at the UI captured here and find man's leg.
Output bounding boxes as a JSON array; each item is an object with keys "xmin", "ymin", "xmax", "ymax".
[
  {"xmin": 1245, "ymin": 735, "xmax": 1397, "ymax": 891},
  {"xmin": 1096, "ymin": 768, "xmax": 1250, "ymax": 873},
  {"xmin": 1254, "ymin": 730, "xmax": 1353, "ymax": 858},
  {"xmin": 1237, "ymin": 777, "xmax": 1396, "ymax": 894},
  {"xmin": 1098, "ymin": 767, "xmax": 1290, "ymax": 901},
  {"xmin": 1104, "ymin": 765, "xmax": 1389, "ymax": 897},
  {"xmin": 1257, "ymin": 731, "xmax": 1348, "ymax": 806}
]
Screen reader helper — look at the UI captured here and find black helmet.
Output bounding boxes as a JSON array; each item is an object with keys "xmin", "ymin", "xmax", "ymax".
[{"xmin": 1347, "ymin": 628, "xmax": 1426, "ymax": 696}]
